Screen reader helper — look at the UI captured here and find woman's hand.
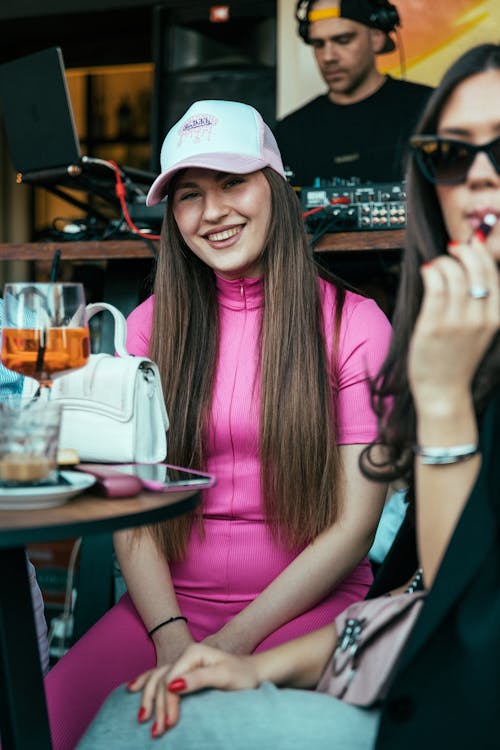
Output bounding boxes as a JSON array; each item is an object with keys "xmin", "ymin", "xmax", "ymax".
[
  {"xmin": 127, "ymin": 643, "xmax": 260, "ymax": 739},
  {"xmin": 408, "ymin": 234, "xmax": 500, "ymax": 412},
  {"xmin": 409, "ymin": 232, "xmax": 500, "ymax": 585}
]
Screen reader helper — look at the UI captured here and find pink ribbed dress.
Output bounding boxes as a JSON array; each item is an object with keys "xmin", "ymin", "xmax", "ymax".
[{"xmin": 44, "ymin": 273, "xmax": 391, "ymax": 750}]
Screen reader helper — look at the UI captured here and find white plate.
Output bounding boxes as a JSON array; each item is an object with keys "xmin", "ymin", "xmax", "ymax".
[{"xmin": 0, "ymin": 471, "xmax": 96, "ymax": 510}]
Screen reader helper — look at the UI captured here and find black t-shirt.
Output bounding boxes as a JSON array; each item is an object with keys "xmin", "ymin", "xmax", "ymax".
[{"xmin": 274, "ymin": 76, "xmax": 433, "ymax": 187}]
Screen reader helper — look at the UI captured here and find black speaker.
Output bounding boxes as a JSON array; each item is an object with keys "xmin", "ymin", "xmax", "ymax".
[{"xmin": 295, "ymin": 0, "xmax": 400, "ymax": 44}]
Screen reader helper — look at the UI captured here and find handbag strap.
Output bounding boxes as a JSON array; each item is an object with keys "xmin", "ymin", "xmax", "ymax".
[{"xmin": 86, "ymin": 302, "xmax": 130, "ymax": 358}]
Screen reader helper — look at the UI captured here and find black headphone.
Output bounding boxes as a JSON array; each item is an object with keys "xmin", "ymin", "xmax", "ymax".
[
  {"xmin": 295, "ymin": 0, "xmax": 400, "ymax": 44},
  {"xmin": 369, "ymin": 0, "xmax": 400, "ymax": 34}
]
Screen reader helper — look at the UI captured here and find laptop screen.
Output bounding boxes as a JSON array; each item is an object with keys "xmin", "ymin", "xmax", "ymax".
[{"xmin": 0, "ymin": 46, "xmax": 81, "ymax": 176}]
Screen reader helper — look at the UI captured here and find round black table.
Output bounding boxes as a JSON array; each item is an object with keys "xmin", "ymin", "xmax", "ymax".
[{"xmin": 0, "ymin": 486, "xmax": 201, "ymax": 750}]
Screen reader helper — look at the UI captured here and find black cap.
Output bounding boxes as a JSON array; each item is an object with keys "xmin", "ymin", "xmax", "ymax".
[{"xmin": 297, "ymin": 1, "xmax": 400, "ymax": 54}]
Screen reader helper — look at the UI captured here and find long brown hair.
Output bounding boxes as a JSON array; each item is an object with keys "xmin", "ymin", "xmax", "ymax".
[
  {"xmin": 361, "ymin": 44, "xmax": 500, "ymax": 493},
  {"xmin": 149, "ymin": 168, "xmax": 346, "ymax": 560}
]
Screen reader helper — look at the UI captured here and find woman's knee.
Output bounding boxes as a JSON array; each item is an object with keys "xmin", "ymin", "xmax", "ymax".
[{"xmin": 77, "ymin": 682, "xmax": 381, "ymax": 750}]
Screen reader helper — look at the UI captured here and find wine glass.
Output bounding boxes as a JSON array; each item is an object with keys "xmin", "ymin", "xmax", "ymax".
[{"xmin": 1, "ymin": 282, "xmax": 90, "ymax": 395}]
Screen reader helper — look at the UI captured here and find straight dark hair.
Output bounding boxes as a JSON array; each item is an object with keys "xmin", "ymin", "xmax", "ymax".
[
  {"xmin": 148, "ymin": 167, "xmax": 346, "ymax": 560},
  {"xmin": 361, "ymin": 44, "xmax": 500, "ymax": 491}
]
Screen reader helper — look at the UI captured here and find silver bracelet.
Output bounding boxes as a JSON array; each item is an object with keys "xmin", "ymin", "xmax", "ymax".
[{"xmin": 413, "ymin": 443, "xmax": 479, "ymax": 465}]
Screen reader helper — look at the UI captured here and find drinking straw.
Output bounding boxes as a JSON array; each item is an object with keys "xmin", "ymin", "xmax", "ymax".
[
  {"xmin": 35, "ymin": 325, "xmax": 46, "ymax": 378},
  {"xmin": 35, "ymin": 248, "xmax": 60, "ymax": 377},
  {"xmin": 49, "ymin": 248, "xmax": 61, "ymax": 282}
]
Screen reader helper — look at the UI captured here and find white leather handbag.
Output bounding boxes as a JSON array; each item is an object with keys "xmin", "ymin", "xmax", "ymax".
[{"xmin": 50, "ymin": 302, "xmax": 169, "ymax": 463}]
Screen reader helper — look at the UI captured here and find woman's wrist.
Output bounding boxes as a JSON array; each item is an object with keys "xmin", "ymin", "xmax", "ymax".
[
  {"xmin": 203, "ymin": 627, "xmax": 256, "ymax": 656},
  {"xmin": 148, "ymin": 616, "xmax": 188, "ymax": 639},
  {"xmin": 251, "ymin": 626, "xmax": 336, "ymax": 689},
  {"xmin": 413, "ymin": 387, "xmax": 474, "ymax": 420},
  {"xmin": 206, "ymin": 615, "xmax": 261, "ymax": 655},
  {"xmin": 417, "ymin": 412, "xmax": 477, "ymax": 446},
  {"xmin": 152, "ymin": 623, "xmax": 194, "ymax": 664},
  {"xmin": 415, "ymin": 389, "xmax": 477, "ymax": 445},
  {"xmin": 252, "ymin": 650, "xmax": 278, "ymax": 686}
]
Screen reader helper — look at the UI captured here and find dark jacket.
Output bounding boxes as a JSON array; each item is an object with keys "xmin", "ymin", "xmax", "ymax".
[{"xmin": 376, "ymin": 391, "xmax": 500, "ymax": 748}]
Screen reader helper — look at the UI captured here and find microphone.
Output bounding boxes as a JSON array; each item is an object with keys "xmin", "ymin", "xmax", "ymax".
[{"xmin": 17, "ymin": 164, "xmax": 82, "ymax": 184}]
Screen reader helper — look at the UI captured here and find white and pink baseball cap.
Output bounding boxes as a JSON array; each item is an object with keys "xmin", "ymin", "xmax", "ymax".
[{"xmin": 146, "ymin": 99, "xmax": 286, "ymax": 206}]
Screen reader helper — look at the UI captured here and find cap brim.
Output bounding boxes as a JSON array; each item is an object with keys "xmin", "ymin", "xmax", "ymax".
[{"xmin": 146, "ymin": 153, "xmax": 273, "ymax": 206}]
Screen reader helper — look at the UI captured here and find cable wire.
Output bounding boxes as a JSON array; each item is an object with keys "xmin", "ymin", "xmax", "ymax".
[
  {"xmin": 394, "ymin": 27, "xmax": 406, "ymax": 78},
  {"xmin": 107, "ymin": 159, "xmax": 161, "ymax": 241}
]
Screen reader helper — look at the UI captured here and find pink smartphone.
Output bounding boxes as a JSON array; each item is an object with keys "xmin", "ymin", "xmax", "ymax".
[
  {"xmin": 76, "ymin": 464, "xmax": 143, "ymax": 498},
  {"xmin": 109, "ymin": 463, "xmax": 216, "ymax": 492}
]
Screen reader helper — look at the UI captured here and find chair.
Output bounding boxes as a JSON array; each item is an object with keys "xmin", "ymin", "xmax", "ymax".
[{"xmin": 72, "ymin": 533, "xmax": 115, "ymax": 643}]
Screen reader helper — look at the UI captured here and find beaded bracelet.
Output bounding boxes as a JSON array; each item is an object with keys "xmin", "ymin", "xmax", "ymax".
[
  {"xmin": 148, "ymin": 616, "xmax": 188, "ymax": 639},
  {"xmin": 413, "ymin": 443, "xmax": 478, "ymax": 465}
]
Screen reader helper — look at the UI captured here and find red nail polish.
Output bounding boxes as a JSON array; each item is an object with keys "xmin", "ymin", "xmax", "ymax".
[
  {"xmin": 151, "ymin": 722, "xmax": 159, "ymax": 739},
  {"xmin": 421, "ymin": 261, "xmax": 433, "ymax": 268},
  {"xmin": 127, "ymin": 680, "xmax": 135, "ymax": 691},
  {"xmin": 447, "ymin": 240, "xmax": 460, "ymax": 248},
  {"xmin": 137, "ymin": 706, "xmax": 147, "ymax": 723},
  {"xmin": 164, "ymin": 717, "xmax": 171, "ymax": 731},
  {"xmin": 475, "ymin": 228, "xmax": 487, "ymax": 243},
  {"xmin": 167, "ymin": 677, "xmax": 187, "ymax": 693}
]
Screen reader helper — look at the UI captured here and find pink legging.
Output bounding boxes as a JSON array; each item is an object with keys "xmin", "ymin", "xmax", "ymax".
[
  {"xmin": 45, "ymin": 580, "xmax": 370, "ymax": 749},
  {"xmin": 45, "ymin": 594, "xmax": 154, "ymax": 750}
]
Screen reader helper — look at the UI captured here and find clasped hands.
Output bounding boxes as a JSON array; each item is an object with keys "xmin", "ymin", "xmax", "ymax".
[{"xmin": 128, "ymin": 641, "xmax": 259, "ymax": 740}]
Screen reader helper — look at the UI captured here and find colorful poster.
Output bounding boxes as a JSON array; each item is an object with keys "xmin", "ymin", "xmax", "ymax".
[{"xmin": 381, "ymin": 0, "xmax": 500, "ymax": 85}]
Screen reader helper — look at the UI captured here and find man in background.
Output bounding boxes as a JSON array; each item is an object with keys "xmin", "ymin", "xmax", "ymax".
[{"xmin": 276, "ymin": 0, "xmax": 433, "ymax": 187}]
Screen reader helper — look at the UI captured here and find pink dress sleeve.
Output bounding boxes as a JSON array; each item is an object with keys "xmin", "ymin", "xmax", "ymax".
[
  {"xmin": 125, "ymin": 295, "xmax": 155, "ymax": 357},
  {"xmin": 324, "ymin": 287, "xmax": 392, "ymax": 445}
]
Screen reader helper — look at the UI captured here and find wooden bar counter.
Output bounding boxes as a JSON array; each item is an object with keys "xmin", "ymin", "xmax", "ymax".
[
  {"xmin": 0, "ymin": 240, "xmax": 157, "ymax": 261},
  {"xmin": 313, "ymin": 228, "xmax": 404, "ymax": 253},
  {"xmin": 0, "ymin": 229, "xmax": 405, "ymax": 262}
]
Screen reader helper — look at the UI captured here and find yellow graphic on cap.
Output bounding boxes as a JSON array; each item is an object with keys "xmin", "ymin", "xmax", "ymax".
[{"xmin": 308, "ymin": 7, "xmax": 341, "ymax": 23}]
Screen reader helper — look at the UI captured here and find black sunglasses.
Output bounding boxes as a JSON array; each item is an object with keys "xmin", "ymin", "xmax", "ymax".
[{"xmin": 409, "ymin": 134, "xmax": 500, "ymax": 185}]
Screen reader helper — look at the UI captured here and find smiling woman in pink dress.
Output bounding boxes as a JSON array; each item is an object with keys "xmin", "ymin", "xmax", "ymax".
[
  {"xmin": 77, "ymin": 43, "xmax": 500, "ymax": 750},
  {"xmin": 44, "ymin": 99, "xmax": 391, "ymax": 749}
]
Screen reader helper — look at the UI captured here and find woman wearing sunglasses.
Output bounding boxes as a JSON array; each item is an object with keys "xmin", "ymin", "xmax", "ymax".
[{"xmin": 78, "ymin": 43, "xmax": 500, "ymax": 749}]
